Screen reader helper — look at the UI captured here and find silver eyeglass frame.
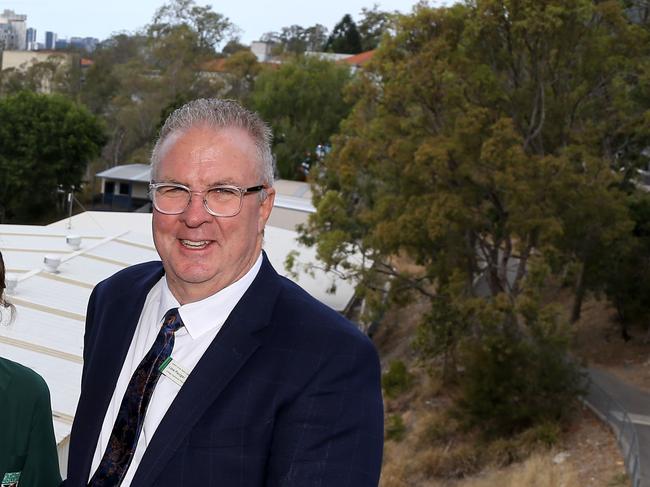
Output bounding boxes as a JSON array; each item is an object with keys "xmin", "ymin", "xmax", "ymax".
[{"xmin": 149, "ymin": 182, "xmax": 266, "ymax": 217}]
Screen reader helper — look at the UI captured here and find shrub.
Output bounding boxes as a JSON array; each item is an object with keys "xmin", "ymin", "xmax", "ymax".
[
  {"xmin": 454, "ymin": 308, "xmax": 583, "ymax": 438},
  {"xmin": 382, "ymin": 359, "xmax": 414, "ymax": 399},
  {"xmin": 385, "ymin": 413, "xmax": 406, "ymax": 441}
]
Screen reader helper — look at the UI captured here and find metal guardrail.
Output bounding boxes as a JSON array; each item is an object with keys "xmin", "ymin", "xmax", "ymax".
[{"xmin": 584, "ymin": 377, "xmax": 642, "ymax": 487}]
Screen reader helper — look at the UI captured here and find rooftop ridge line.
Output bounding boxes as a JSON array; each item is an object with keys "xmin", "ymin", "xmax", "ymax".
[
  {"xmin": 0, "ymin": 335, "xmax": 82, "ymax": 364},
  {"xmin": 114, "ymin": 238, "xmax": 156, "ymax": 251},
  {"xmin": 39, "ymin": 272, "xmax": 94, "ymax": 289},
  {"xmin": 0, "ymin": 231, "xmax": 103, "ymax": 239},
  {"xmin": 8, "ymin": 297, "xmax": 85, "ymax": 322},
  {"xmin": 10, "ymin": 231, "xmax": 130, "ymax": 284}
]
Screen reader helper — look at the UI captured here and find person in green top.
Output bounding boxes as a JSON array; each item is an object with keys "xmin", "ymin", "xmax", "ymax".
[{"xmin": 0, "ymin": 251, "xmax": 61, "ymax": 487}]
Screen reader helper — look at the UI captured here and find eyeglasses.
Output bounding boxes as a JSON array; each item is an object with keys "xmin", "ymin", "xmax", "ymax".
[{"xmin": 149, "ymin": 182, "xmax": 266, "ymax": 217}]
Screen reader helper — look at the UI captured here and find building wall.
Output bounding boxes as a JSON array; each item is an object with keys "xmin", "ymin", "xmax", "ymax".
[
  {"xmin": 0, "ymin": 9, "xmax": 27, "ymax": 50},
  {"xmin": 1, "ymin": 50, "xmax": 72, "ymax": 93},
  {"xmin": 251, "ymin": 41, "xmax": 273, "ymax": 62},
  {"xmin": 45, "ymin": 31, "xmax": 57, "ymax": 50},
  {"xmin": 26, "ymin": 27, "xmax": 37, "ymax": 50},
  {"xmin": 1, "ymin": 50, "xmax": 71, "ymax": 72}
]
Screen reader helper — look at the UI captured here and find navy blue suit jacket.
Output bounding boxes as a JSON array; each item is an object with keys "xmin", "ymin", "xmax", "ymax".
[{"xmin": 65, "ymin": 253, "xmax": 383, "ymax": 486}]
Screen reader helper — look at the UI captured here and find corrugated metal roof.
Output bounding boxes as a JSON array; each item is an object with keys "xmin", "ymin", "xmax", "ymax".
[
  {"xmin": 0, "ymin": 223, "xmax": 159, "ymax": 448},
  {"xmin": 0, "ymin": 208, "xmax": 356, "ymax": 457}
]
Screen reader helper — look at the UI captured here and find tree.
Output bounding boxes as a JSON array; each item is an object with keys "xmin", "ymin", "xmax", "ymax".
[
  {"xmin": 0, "ymin": 55, "xmax": 81, "ymax": 97},
  {"xmin": 251, "ymin": 56, "xmax": 352, "ymax": 178},
  {"xmin": 298, "ymin": 1, "xmax": 646, "ymax": 434},
  {"xmin": 260, "ymin": 24, "xmax": 329, "ymax": 55},
  {"xmin": 602, "ymin": 193, "xmax": 650, "ymax": 338},
  {"xmin": 79, "ymin": 7, "xmax": 229, "ymax": 169},
  {"xmin": 357, "ymin": 4, "xmax": 395, "ymax": 51},
  {"xmin": 0, "ymin": 92, "xmax": 106, "ymax": 222},
  {"xmin": 324, "ymin": 14, "xmax": 362, "ymax": 54},
  {"xmin": 222, "ymin": 50, "xmax": 260, "ymax": 102},
  {"xmin": 304, "ymin": 24, "xmax": 329, "ymax": 52},
  {"xmin": 221, "ymin": 39, "xmax": 249, "ymax": 56},
  {"xmin": 149, "ymin": 0, "xmax": 235, "ymax": 54}
]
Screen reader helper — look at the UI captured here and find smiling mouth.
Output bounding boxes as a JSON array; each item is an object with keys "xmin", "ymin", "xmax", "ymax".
[{"xmin": 180, "ymin": 239, "xmax": 210, "ymax": 249}]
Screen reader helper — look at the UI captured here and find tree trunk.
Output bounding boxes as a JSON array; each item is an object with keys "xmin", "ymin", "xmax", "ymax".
[{"xmin": 571, "ymin": 262, "xmax": 586, "ymax": 323}]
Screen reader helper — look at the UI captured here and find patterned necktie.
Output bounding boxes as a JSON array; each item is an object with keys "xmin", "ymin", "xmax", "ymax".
[{"xmin": 88, "ymin": 308, "xmax": 184, "ymax": 486}]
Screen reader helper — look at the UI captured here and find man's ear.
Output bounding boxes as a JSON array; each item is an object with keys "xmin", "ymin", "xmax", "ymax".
[{"xmin": 258, "ymin": 187, "xmax": 276, "ymax": 233}]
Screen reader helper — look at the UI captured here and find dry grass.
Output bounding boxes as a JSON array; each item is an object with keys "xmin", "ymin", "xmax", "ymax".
[
  {"xmin": 453, "ymin": 454, "xmax": 577, "ymax": 487},
  {"xmin": 380, "ymin": 409, "xmax": 628, "ymax": 487}
]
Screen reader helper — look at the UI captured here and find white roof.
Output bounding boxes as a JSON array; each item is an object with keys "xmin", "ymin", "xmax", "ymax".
[
  {"xmin": 0, "ymin": 208, "xmax": 355, "ymax": 448},
  {"xmin": 0, "ymin": 223, "xmax": 160, "ymax": 445},
  {"xmin": 95, "ymin": 164, "xmax": 151, "ymax": 182}
]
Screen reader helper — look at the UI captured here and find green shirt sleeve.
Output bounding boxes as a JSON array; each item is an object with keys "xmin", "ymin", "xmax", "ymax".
[{"xmin": 15, "ymin": 377, "xmax": 61, "ymax": 487}]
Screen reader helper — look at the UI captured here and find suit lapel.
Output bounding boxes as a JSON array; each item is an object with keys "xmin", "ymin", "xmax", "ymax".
[
  {"xmin": 70, "ymin": 262, "xmax": 164, "ymax": 484},
  {"xmin": 132, "ymin": 254, "xmax": 282, "ymax": 485}
]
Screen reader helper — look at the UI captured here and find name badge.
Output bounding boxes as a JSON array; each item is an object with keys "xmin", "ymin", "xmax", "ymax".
[
  {"xmin": 2, "ymin": 471, "xmax": 21, "ymax": 487},
  {"xmin": 159, "ymin": 357, "xmax": 189, "ymax": 387}
]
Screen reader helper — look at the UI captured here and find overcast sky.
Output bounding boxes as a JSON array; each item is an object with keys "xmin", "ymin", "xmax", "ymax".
[{"xmin": 3, "ymin": 0, "xmax": 450, "ymax": 45}]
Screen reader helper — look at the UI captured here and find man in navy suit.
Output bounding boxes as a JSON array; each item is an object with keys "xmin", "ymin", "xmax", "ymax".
[{"xmin": 64, "ymin": 99, "xmax": 383, "ymax": 486}]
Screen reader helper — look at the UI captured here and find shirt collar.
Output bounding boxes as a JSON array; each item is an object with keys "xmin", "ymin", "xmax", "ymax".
[{"xmin": 158, "ymin": 253, "xmax": 263, "ymax": 340}]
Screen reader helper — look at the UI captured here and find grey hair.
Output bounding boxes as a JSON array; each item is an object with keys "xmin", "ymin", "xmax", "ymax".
[{"xmin": 151, "ymin": 99, "xmax": 274, "ymax": 189}]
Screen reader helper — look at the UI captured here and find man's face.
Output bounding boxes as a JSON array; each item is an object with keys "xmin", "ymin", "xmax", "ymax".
[{"xmin": 152, "ymin": 125, "xmax": 275, "ymax": 304}]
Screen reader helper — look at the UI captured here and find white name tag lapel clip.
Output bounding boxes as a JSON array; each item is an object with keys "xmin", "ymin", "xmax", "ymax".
[{"xmin": 159, "ymin": 356, "xmax": 190, "ymax": 386}]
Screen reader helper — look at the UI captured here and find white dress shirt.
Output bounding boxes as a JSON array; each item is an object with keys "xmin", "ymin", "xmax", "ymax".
[{"xmin": 89, "ymin": 254, "xmax": 263, "ymax": 485}]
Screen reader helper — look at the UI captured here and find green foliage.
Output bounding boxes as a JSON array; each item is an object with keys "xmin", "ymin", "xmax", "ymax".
[
  {"xmin": 519, "ymin": 421, "xmax": 562, "ymax": 449},
  {"xmin": 608, "ymin": 472, "xmax": 630, "ymax": 486},
  {"xmin": 603, "ymin": 193, "xmax": 650, "ymax": 333},
  {"xmin": 0, "ymin": 56, "xmax": 82, "ymax": 98},
  {"xmin": 222, "ymin": 51, "xmax": 261, "ymax": 102},
  {"xmin": 0, "ymin": 91, "xmax": 106, "ymax": 222},
  {"xmin": 455, "ymin": 302, "xmax": 583, "ymax": 438},
  {"xmin": 324, "ymin": 14, "xmax": 362, "ymax": 54},
  {"xmin": 261, "ymin": 24, "xmax": 329, "ymax": 55},
  {"xmin": 150, "ymin": 0, "xmax": 234, "ymax": 54},
  {"xmin": 357, "ymin": 5, "xmax": 396, "ymax": 51},
  {"xmin": 413, "ymin": 288, "xmax": 471, "ymax": 381},
  {"xmin": 78, "ymin": 2, "xmax": 231, "ymax": 167},
  {"xmin": 385, "ymin": 413, "xmax": 406, "ymax": 441},
  {"xmin": 251, "ymin": 56, "xmax": 352, "ymax": 178},
  {"xmin": 382, "ymin": 359, "xmax": 414, "ymax": 399},
  {"xmin": 299, "ymin": 0, "xmax": 647, "ymax": 392},
  {"xmin": 303, "ymin": 0, "xmax": 646, "ymax": 304}
]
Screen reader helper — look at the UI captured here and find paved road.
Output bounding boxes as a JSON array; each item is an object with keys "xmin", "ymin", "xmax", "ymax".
[{"xmin": 587, "ymin": 367, "xmax": 650, "ymax": 487}]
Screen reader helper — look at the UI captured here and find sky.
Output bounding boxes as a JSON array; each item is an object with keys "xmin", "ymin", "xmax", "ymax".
[{"xmin": 3, "ymin": 0, "xmax": 448, "ymax": 46}]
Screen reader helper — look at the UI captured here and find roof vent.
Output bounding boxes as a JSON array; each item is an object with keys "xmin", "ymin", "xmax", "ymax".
[
  {"xmin": 44, "ymin": 255, "xmax": 61, "ymax": 273},
  {"xmin": 5, "ymin": 274, "xmax": 18, "ymax": 294},
  {"xmin": 66, "ymin": 234, "xmax": 82, "ymax": 250}
]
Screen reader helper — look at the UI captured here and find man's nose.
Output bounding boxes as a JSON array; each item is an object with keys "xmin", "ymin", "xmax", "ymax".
[{"xmin": 181, "ymin": 193, "xmax": 212, "ymax": 226}]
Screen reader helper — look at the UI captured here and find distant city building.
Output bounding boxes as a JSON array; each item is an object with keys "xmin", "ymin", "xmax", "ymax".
[
  {"xmin": 0, "ymin": 9, "xmax": 27, "ymax": 50},
  {"xmin": 25, "ymin": 27, "xmax": 37, "ymax": 50},
  {"xmin": 55, "ymin": 38, "xmax": 68, "ymax": 50},
  {"xmin": 45, "ymin": 31, "xmax": 57, "ymax": 50},
  {"xmin": 70, "ymin": 36, "xmax": 98, "ymax": 52}
]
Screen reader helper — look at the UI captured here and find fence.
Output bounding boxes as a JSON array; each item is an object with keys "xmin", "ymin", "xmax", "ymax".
[{"xmin": 584, "ymin": 375, "xmax": 642, "ymax": 487}]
